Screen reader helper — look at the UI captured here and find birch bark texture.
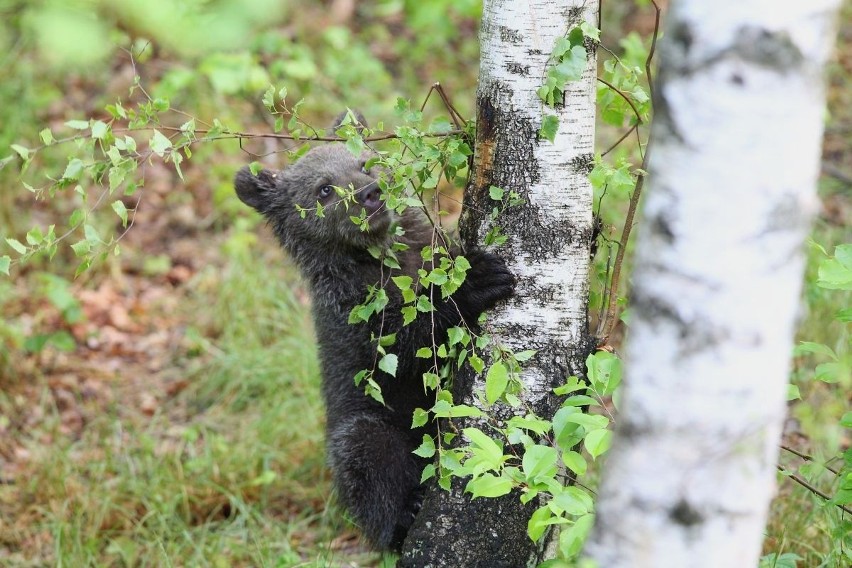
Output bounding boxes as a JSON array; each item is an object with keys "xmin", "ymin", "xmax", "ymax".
[
  {"xmin": 399, "ymin": 0, "xmax": 597, "ymax": 565},
  {"xmin": 584, "ymin": 1, "xmax": 842, "ymax": 566}
]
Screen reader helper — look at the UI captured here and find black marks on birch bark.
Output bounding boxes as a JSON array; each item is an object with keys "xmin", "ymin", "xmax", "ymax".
[
  {"xmin": 462, "ymin": 81, "xmax": 591, "ymax": 263},
  {"xmin": 649, "ymin": 209, "xmax": 675, "ymax": 244},
  {"xmin": 733, "ymin": 27, "xmax": 804, "ymax": 71},
  {"xmin": 571, "ymin": 152, "xmax": 595, "ymax": 175},
  {"xmin": 505, "ymin": 62, "xmax": 531, "ymax": 76},
  {"xmin": 500, "ymin": 26, "xmax": 523, "ymax": 44},
  {"xmin": 461, "ymin": 81, "xmax": 539, "ymax": 249},
  {"xmin": 669, "ymin": 499, "xmax": 705, "ymax": 527}
]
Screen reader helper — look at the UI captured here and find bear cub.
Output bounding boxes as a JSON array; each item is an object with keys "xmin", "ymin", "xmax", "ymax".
[{"xmin": 234, "ymin": 113, "xmax": 514, "ymax": 551}]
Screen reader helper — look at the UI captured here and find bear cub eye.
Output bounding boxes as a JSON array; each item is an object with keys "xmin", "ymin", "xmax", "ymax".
[{"xmin": 319, "ymin": 185, "xmax": 334, "ymax": 198}]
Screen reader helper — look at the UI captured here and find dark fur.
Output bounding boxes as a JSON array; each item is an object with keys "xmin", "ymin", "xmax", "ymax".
[{"xmin": 234, "ymin": 117, "xmax": 513, "ymax": 551}]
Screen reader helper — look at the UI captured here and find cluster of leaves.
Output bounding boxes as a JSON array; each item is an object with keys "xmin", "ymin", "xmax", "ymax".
[
  {"xmin": 537, "ymin": 24, "xmax": 593, "ymax": 142},
  {"xmin": 775, "ymin": 243, "xmax": 852, "ymax": 566},
  {"xmin": 409, "ymin": 351, "xmax": 622, "ymax": 562},
  {"xmin": 1, "ymin": 78, "xmax": 239, "ymax": 276},
  {"xmin": 313, "ymin": 100, "xmax": 622, "ymax": 563}
]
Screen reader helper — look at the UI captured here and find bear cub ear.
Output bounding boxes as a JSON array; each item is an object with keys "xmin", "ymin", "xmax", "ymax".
[
  {"xmin": 234, "ymin": 166, "xmax": 279, "ymax": 212},
  {"xmin": 331, "ymin": 109, "xmax": 369, "ymax": 135}
]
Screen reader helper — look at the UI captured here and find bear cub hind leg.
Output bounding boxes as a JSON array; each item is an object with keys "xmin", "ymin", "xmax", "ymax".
[{"xmin": 327, "ymin": 415, "xmax": 426, "ymax": 551}]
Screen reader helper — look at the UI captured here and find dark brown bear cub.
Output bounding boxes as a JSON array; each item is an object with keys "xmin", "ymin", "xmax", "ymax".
[{"xmin": 233, "ymin": 116, "xmax": 513, "ymax": 551}]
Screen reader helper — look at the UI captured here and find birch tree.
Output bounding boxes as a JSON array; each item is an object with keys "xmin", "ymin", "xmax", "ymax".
[
  {"xmin": 400, "ymin": 0, "xmax": 598, "ymax": 565},
  {"xmin": 584, "ymin": 1, "xmax": 843, "ymax": 566}
]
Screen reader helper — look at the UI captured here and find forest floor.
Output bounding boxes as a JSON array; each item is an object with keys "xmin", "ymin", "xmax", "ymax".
[{"xmin": 1, "ymin": 3, "xmax": 850, "ymax": 567}]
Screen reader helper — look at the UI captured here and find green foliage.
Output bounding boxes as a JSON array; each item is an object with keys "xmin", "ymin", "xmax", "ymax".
[
  {"xmin": 2, "ymin": 1, "xmax": 847, "ymax": 565},
  {"xmin": 537, "ymin": 27, "xmax": 589, "ymax": 108}
]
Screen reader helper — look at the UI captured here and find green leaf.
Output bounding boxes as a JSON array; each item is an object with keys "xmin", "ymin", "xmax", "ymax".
[
  {"xmin": 551, "ymin": 486, "xmax": 594, "ymax": 516},
  {"xmin": 70, "ymin": 239, "xmax": 91, "ymax": 257},
  {"xmin": 413, "ymin": 434, "xmax": 435, "ymax": 458},
  {"xmin": 527, "ymin": 505, "xmax": 554, "ymax": 543},
  {"xmin": 10, "ymin": 144, "xmax": 30, "ymax": 160},
  {"xmin": 0, "ymin": 255, "xmax": 10, "ymax": 275},
  {"xmin": 420, "ymin": 463, "xmax": 436, "ymax": 483},
  {"xmin": 786, "ymin": 384, "xmax": 801, "ymax": 401},
  {"xmin": 584, "ymin": 428, "xmax": 612, "ymax": 459},
  {"xmin": 580, "ymin": 21, "xmax": 601, "ymax": 41},
  {"xmin": 401, "ymin": 306, "xmax": 417, "ymax": 325},
  {"xmin": 249, "ymin": 161, "xmax": 262, "ymax": 175},
  {"xmin": 507, "ymin": 415, "xmax": 551, "ymax": 435},
  {"xmin": 91, "ymin": 120, "xmax": 109, "ymax": 140},
  {"xmin": 416, "ymin": 295, "xmax": 434, "ymax": 313},
  {"xmin": 558, "ymin": 513, "xmax": 594, "ymax": 558},
  {"xmin": 552, "ymin": 45, "xmax": 587, "ymax": 84},
  {"xmin": 83, "ymin": 223, "xmax": 101, "ymax": 244},
  {"xmin": 817, "ymin": 245, "xmax": 852, "ymax": 290},
  {"xmin": 111, "ymin": 200, "xmax": 129, "ymax": 228},
  {"xmin": 522, "ymin": 445, "xmax": 558, "ymax": 483},
  {"xmin": 514, "ymin": 350, "xmax": 537, "ymax": 362},
  {"xmin": 463, "ymin": 427, "xmax": 504, "ymax": 465},
  {"xmin": 149, "ymin": 129, "xmax": 172, "ymax": 157},
  {"xmin": 392, "ymin": 275, "xmax": 413, "ymax": 291},
  {"xmin": 378, "ymin": 353, "xmax": 398, "ymax": 377},
  {"xmin": 25, "ymin": 226, "xmax": 43, "ymax": 245},
  {"xmin": 415, "ymin": 347, "xmax": 432, "ymax": 358},
  {"xmin": 62, "ymin": 158, "xmax": 85, "ymax": 182},
  {"xmin": 561, "ymin": 450, "xmax": 587, "ymax": 476},
  {"xmin": 65, "ymin": 119, "xmax": 90, "ymax": 130},
  {"xmin": 466, "ymin": 473, "xmax": 513, "ymax": 499},
  {"xmin": 562, "ymin": 412, "xmax": 609, "ymax": 431},
  {"xmin": 539, "ymin": 115, "xmax": 559, "ymax": 143},
  {"xmin": 69, "ymin": 209, "xmax": 85, "ymax": 228},
  {"xmin": 552, "ymin": 36, "xmax": 573, "ymax": 59},
  {"xmin": 411, "ymin": 408, "xmax": 428, "ymax": 428},
  {"xmin": 262, "ymin": 85, "xmax": 275, "ymax": 110},
  {"xmin": 180, "ymin": 119, "xmax": 196, "ymax": 134},
  {"xmin": 39, "ymin": 128, "xmax": 54, "ymax": 145},
  {"xmin": 345, "ymin": 136, "xmax": 365, "ymax": 157},
  {"xmin": 485, "ymin": 360, "xmax": 509, "ymax": 404},
  {"xmin": 836, "ymin": 308, "xmax": 852, "ymax": 323},
  {"xmin": 5, "ymin": 238, "xmax": 26, "ymax": 254},
  {"xmin": 488, "ymin": 185, "xmax": 504, "ymax": 201},
  {"xmin": 109, "ymin": 165, "xmax": 127, "ymax": 191},
  {"xmin": 431, "ymin": 401, "xmax": 483, "ymax": 418},
  {"xmin": 470, "ymin": 354, "xmax": 485, "ymax": 374},
  {"xmin": 794, "ymin": 341, "xmax": 837, "ymax": 360},
  {"xmin": 447, "ymin": 326, "xmax": 466, "ymax": 346}
]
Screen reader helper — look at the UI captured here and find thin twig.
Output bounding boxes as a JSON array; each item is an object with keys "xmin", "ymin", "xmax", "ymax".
[
  {"xmin": 646, "ymin": 1, "xmax": 661, "ymax": 103},
  {"xmin": 601, "ymin": 123, "xmax": 638, "ymax": 157},
  {"xmin": 597, "ymin": 0, "xmax": 661, "ymax": 346},
  {"xmin": 777, "ymin": 464, "xmax": 852, "ymax": 515},
  {"xmin": 781, "ymin": 445, "xmax": 841, "ymax": 475},
  {"xmin": 597, "ymin": 77, "xmax": 643, "ymax": 123}
]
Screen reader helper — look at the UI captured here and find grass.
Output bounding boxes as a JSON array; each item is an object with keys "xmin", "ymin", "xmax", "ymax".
[
  {"xmin": 1, "ymin": 2, "xmax": 849, "ymax": 567},
  {"xmin": 0, "ymin": 234, "xmax": 396, "ymax": 567}
]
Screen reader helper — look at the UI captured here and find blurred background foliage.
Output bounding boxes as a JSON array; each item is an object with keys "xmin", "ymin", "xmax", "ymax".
[{"xmin": 0, "ymin": 0, "xmax": 849, "ymax": 566}]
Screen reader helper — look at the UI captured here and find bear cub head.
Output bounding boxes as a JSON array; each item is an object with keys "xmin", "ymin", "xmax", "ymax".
[{"xmin": 234, "ymin": 113, "xmax": 392, "ymax": 253}]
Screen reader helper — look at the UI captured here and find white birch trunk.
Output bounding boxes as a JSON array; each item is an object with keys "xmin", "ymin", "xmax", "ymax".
[
  {"xmin": 464, "ymin": 0, "xmax": 598, "ymax": 401},
  {"xmin": 400, "ymin": 0, "xmax": 598, "ymax": 564},
  {"xmin": 584, "ymin": 1, "xmax": 842, "ymax": 566}
]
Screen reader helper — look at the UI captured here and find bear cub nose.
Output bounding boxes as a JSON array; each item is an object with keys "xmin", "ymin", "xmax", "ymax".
[{"xmin": 357, "ymin": 181, "xmax": 382, "ymax": 214}]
